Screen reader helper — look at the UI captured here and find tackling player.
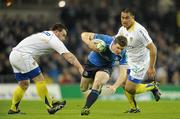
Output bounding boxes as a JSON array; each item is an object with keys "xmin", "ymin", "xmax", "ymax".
[
  {"xmin": 80, "ymin": 32, "xmax": 128, "ymax": 115},
  {"xmin": 8, "ymin": 23, "xmax": 83, "ymax": 114},
  {"xmin": 110, "ymin": 8, "xmax": 161, "ymax": 113}
]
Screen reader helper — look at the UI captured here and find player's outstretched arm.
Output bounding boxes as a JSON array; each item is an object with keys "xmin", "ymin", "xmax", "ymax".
[
  {"xmin": 146, "ymin": 42, "xmax": 157, "ymax": 78},
  {"xmin": 111, "ymin": 66, "xmax": 127, "ymax": 92},
  {"xmin": 81, "ymin": 32, "xmax": 99, "ymax": 52},
  {"xmin": 62, "ymin": 52, "xmax": 84, "ymax": 75}
]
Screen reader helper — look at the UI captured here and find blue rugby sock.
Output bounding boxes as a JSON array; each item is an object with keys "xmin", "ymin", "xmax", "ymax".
[{"xmin": 84, "ymin": 89, "xmax": 99, "ymax": 108}]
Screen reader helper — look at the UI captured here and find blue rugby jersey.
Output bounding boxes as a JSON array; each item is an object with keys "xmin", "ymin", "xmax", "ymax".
[{"xmin": 88, "ymin": 34, "xmax": 127, "ymax": 67}]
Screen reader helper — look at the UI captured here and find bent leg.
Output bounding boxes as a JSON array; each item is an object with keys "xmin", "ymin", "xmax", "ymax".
[
  {"xmin": 32, "ymin": 73, "xmax": 53, "ymax": 109},
  {"xmin": 84, "ymin": 71, "xmax": 110, "ymax": 109},
  {"xmin": 10, "ymin": 80, "xmax": 29, "ymax": 111},
  {"xmin": 80, "ymin": 77, "xmax": 93, "ymax": 92},
  {"xmin": 80, "ymin": 77, "xmax": 93, "ymax": 98},
  {"xmin": 135, "ymin": 83, "xmax": 155, "ymax": 94},
  {"xmin": 81, "ymin": 71, "xmax": 110, "ymax": 115},
  {"xmin": 124, "ymin": 79, "xmax": 138, "ymax": 110}
]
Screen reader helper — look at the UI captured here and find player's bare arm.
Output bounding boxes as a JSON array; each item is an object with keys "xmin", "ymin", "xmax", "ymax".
[
  {"xmin": 110, "ymin": 66, "xmax": 127, "ymax": 93},
  {"xmin": 146, "ymin": 42, "xmax": 157, "ymax": 78},
  {"xmin": 63, "ymin": 52, "xmax": 83, "ymax": 74},
  {"xmin": 81, "ymin": 32, "xmax": 99, "ymax": 52}
]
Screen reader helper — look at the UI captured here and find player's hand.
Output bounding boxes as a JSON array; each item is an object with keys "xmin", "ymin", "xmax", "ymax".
[
  {"xmin": 106, "ymin": 85, "xmax": 116, "ymax": 94},
  {"xmin": 78, "ymin": 66, "xmax": 84, "ymax": 75},
  {"xmin": 88, "ymin": 41, "xmax": 101, "ymax": 52},
  {"xmin": 101, "ymin": 85, "xmax": 116, "ymax": 96},
  {"xmin": 147, "ymin": 66, "xmax": 156, "ymax": 78}
]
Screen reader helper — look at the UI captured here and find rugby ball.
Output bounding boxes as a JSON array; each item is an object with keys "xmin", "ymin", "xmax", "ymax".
[{"xmin": 94, "ymin": 39, "xmax": 106, "ymax": 52}]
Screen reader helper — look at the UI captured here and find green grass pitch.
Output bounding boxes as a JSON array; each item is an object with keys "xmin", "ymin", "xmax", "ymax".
[{"xmin": 0, "ymin": 99, "xmax": 180, "ymax": 119}]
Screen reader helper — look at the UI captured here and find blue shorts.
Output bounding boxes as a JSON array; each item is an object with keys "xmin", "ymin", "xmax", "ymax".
[{"xmin": 14, "ymin": 67, "xmax": 41, "ymax": 81}]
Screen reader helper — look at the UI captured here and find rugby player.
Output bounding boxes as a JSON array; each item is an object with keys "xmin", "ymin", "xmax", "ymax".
[
  {"xmin": 80, "ymin": 32, "xmax": 127, "ymax": 115},
  {"xmin": 110, "ymin": 8, "xmax": 161, "ymax": 113},
  {"xmin": 8, "ymin": 23, "xmax": 83, "ymax": 114}
]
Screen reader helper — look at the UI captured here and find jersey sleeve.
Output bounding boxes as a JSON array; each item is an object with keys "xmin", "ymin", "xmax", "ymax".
[
  {"xmin": 49, "ymin": 35, "xmax": 70, "ymax": 55},
  {"xmin": 137, "ymin": 28, "xmax": 152, "ymax": 46},
  {"xmin": 94, "ymin": 34, "xmax": 113, "ymax": 44},
  {"xmin": 115, "ymin": 27, "xmax": 124, "ymax": 37},
  {"xmin": 119, "ymin": 50, "xmax": 127, "ymax": 65}
]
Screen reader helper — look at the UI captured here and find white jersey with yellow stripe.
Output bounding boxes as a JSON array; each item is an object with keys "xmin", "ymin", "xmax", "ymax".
[
  {"xmin": 13, "ymin": 31, "xmax": 70, "ymax": 59},
  {"xmin": 116, "ymin": 21, "xmax": 152, "ymax": 79},
  {"xmin": 116, "ymin": 21, "xmax": 152, "ymax": 64}
]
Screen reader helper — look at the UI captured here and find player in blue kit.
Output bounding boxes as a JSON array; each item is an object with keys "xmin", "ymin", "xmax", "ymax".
[{"xmin": 80, "ymin": 32, "xmax": 128, "ymax": 115}]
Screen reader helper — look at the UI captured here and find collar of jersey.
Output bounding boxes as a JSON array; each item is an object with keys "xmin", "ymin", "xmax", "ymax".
[{"xmin": 127, "ymin": 21, "xmax": 136, "ymax": 32}]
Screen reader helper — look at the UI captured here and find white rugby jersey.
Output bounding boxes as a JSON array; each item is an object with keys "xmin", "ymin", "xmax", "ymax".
[
  {"xmin": 13, "ymin": 31, "xmax": 69, "ymax": 59},
  {"xmin": 116, "ymin": 21, "xmax": 152, "ymax": 66}
]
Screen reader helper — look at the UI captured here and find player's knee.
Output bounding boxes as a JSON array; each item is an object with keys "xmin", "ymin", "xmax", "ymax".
[
  {"xmin": 80, "ymin": 82, "xmax": 89, "ymax": 92},
  {"xmin": 93, "ymin": 80, "xmax": 102, "ymax": 89},
  {"xmin": 94, "ymin": 80, "xmax": 101, "ymax": 86},
  {"xmin": 125, "ymin": 86, "xmax": 135, "ymax": 94},
  {"xmin": 19, "ymin": 81, "xmax": 29, "ymax": 90},
  {"xmin": 80, "ymin": 84, "xmax": 88, "ymax": 92}
]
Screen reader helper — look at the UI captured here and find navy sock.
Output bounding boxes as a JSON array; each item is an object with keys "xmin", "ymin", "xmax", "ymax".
[{"xmin": 84, "ymin": 89, "xmax": 99, "ymax": 108}]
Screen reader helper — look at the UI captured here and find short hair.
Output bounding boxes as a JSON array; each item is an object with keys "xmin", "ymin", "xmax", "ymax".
[
  {"xmin": 121, "ymin": 8, "xmax": 135, "ymax": 16},
  {"xmin": 114, "ymin": 36, "xmax": 127, "ymax": 47},
  {"xmin": 50, "ymin": 23, "xmax": 68, "ymax": 32}
]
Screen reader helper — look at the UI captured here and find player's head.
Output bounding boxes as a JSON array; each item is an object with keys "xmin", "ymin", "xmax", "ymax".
[
  {"xmin": 121, "ymin": 8, "xmax": 135, "ymax": 29},
  {"xmin": 111, "ymin": 36, "xmax": 127, "ymax": 55},
  {"xmin": 51, "ymin": 23, "xmax": 68, "ymax": 41}
]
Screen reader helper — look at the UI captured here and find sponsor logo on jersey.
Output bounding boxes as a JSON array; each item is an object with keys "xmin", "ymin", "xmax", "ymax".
[{"xmin": 127, "ymin": 46, "xmax": 134, "ymax": 49}]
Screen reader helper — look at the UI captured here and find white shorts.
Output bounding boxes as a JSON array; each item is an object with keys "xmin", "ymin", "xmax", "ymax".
[
  {"xmin": 9, "ymin": 50, "xmax": 39, "ymax": 73},
  {"xmin": 9, "ymin": 50, "xmax": 41, "ymax": 80},
  {"xmin": 128, "ymin": 61, "xmax": 149, "ymax": 83}
]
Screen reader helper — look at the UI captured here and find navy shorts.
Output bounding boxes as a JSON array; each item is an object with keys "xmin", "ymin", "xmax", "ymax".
[{"xmin": 82, "ymin": 60, "xmax": 112, "ymax": 79}]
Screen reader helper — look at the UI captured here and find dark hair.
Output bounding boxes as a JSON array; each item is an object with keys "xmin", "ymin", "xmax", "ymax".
[
  {"xmin": 121, "ymin": 8, "xmax": 135, "ymax": 16},
  {"xmin": 50, "ymin": 23, "xmax": 68, "ymax": 32},
  {"xmin": 114, "ymin": 36, "xmax": 127, "ymax": 47}
]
